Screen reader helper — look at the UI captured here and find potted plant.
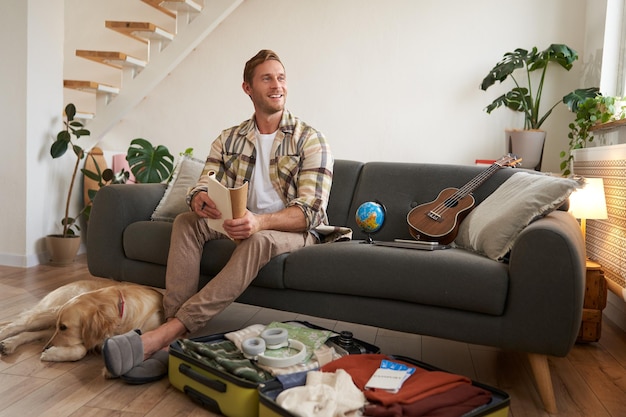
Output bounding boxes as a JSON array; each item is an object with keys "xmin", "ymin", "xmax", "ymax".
[
  {"xmin": 126, "ymin": 138, "xmax": 175, "ymax": 183},
  {"xmin": 46, "ymin": 103, "xmax": 91, "ymax": 265},
  {"xmin": 560, "ymin": 94, "xmax": 626, "ymax": 176},
  {"xmin": 480, "ymin": 44, "xmax": 598, "ymax": 170}
]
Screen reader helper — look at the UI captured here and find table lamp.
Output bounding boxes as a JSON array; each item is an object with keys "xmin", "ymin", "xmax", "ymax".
[{"xmin": 568, "ymin": 177, "xmax": 608, "ymax": 239}]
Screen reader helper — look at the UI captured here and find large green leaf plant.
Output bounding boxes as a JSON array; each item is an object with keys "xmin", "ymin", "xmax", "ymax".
[
  {"xmin": 50, "ymin": 103, "xmax": 90, "ymax": 237},
  {"xmin": 50, "ymin": 104, "xmax": 179, "ymax": 238},
  {"xmin": 126, "ymin": 138, "xmax": 175, "ymax": 183},
  {"xmin": 481, "ymin": 44, "xmax": 598, "ymax": 130}
]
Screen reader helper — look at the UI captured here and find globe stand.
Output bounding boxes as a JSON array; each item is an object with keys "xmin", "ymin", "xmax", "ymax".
[{"xmin": 363, "ymin": 234, "xmax": 375, "ymax": 244}]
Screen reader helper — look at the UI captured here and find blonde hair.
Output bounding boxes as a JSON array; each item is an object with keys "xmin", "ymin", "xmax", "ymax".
[{"xmin": 243, "ymin": 50, "xmax": 284, "ymax": 85}]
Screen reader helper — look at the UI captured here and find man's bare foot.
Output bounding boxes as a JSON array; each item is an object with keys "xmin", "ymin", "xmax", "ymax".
[{"xmin": 140, "ymin": 318, "xmax": 187, "ymax": 360}]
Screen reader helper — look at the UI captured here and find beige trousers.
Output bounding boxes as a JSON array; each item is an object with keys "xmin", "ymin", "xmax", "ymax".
[{"xmin": 163, "ymin": 211, "xmax": 317, "ymax": 334}]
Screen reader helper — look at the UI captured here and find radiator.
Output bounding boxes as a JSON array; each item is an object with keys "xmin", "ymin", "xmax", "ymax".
[{"xmin": 574, "ymin": 144, "xmax": 626, "ymax": 301}]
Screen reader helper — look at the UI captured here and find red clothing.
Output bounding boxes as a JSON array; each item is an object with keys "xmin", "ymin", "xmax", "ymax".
[
  {"xmin": 363, "ymin": 383, "xmax": 493, "ymax": 417},
  {"xmin": 321, "ymin": 354, "xmax": 471, "ymax": 406}
]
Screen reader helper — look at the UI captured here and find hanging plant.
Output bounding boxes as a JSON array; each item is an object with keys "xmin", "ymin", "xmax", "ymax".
[{"xmin": 560, "ymin": 95, "xmax": 625, "ymax": 176}]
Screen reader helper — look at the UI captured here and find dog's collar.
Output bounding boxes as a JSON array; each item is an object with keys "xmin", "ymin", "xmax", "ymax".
[{"xmin": 118, "ymin": 291, "xmax": 125, "ymax": 318}]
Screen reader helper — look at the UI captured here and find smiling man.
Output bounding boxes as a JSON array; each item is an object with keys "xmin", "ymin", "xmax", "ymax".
[{"xmin": 102, "ymin": 49, "xmax": 336, "ymax": 383}]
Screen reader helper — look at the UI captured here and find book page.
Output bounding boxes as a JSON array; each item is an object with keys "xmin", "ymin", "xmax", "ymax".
[{"xmin": 205, "ymin": 173, "xmax": 248, "ymax": 237}]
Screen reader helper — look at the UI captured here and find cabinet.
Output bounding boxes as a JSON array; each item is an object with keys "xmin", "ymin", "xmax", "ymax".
[{"xmin": 576, "ymin": 260, "xmax": 607, "ymax": 343}]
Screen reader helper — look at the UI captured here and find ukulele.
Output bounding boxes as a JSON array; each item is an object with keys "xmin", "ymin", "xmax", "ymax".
[{"xmin": 406, "ymin": 154, "xmax": 522, "ymax": 244}]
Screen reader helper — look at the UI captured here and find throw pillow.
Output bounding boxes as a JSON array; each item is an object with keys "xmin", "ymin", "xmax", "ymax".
[
  {"xmin": 151, "ymin": 156, "xmax": 205, "ymax": 222},
  {"xmin": 454, "ymin": 171, "xmax": 581, "ymax": 260}
]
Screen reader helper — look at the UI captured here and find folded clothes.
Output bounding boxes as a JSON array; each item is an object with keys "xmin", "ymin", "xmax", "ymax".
[
  {"xmin": 321, "ymin": 354, "xmax": 481, "ymax": 407},
  {"xmin": 363, "ymin": 382, "xmax": 492, "ymax": 417},
  {"xmin": 276, "ymin": 369, "xmax": 366, "ymax": 417},
  {"xmin": 176, "ymin": 338, "xmax": 272, "ymax": 383}
]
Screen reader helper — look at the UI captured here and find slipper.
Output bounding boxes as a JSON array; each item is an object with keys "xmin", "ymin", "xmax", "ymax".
[
  {"xmin": 103, "ymin": 329, "xmax": 144, "ymax": 377},
  {"xmin": 120, "ymin": 350, "xmax": 169, "ymax": 385}
]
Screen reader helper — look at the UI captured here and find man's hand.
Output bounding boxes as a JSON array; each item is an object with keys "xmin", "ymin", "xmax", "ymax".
[
  {"xmin": 223, "ymin": 211, "xmax": 259, "ymax": 240},
  {"xmin": 193, "ymin": 193, "xmax": 307, "ymax": 240},
  {"xmin": 192, "ymin": 192, "xmax": 221, "ymax": 219}
]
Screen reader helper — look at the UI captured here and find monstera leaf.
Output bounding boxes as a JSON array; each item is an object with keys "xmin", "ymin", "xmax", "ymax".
[
  {"xmin": 126, "ymin": 138, "xmax": 175, "ymax": 183},
  {"xmin": 481, "ymin": 44, "xmax": 597, "ymax": 130}
]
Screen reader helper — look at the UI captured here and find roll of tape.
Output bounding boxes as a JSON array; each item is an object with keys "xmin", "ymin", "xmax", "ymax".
[
  {"xmin": 260, "ymin": 328, "xmax": 288, "ymax": 348},
  {"xmin": 242, "ymin": 337, "xmax": 266, "ymax": 357},
  {"xmin": 257, "ymin": 339, "xmax": 307, "ymax": 368}
]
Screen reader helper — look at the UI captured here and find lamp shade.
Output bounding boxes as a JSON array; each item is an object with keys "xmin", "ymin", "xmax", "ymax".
[{"xmin": 568, "ymin": 177, "xmax": 608, "ymax": 220}]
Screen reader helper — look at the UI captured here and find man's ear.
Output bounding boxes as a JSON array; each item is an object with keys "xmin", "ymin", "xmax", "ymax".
[{"xmin": 242, "ymin": 81, "xmax": 252, "ymax": 97}]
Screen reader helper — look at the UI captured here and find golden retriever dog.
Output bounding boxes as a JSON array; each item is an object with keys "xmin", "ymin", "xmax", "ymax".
[{"xmin": 0, "ymin": 279, "xmax": 164, "ymax": 362}]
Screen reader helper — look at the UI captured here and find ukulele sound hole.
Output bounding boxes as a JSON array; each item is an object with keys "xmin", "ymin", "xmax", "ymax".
[{"xmin": 444, "ymin": 198, "xmax": 458, "ymax": 208}]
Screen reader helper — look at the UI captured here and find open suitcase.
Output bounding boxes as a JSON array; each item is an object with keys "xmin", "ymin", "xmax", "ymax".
[
  {"xmin": 168, "ymin": 321, "xmax": 380, "ymax": 417},
  {"xmin": 258, "ymin": 354, "xmax": 510, "ymax": 417}
]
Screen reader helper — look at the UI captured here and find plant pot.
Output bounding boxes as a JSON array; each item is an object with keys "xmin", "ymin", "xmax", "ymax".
[
  {"xmin": 505, "ymin": 129, "xmax": 546, "ymax": 171},
  {"xmin": 46, "ymin": 235, "xmax": 81, "ymax": 266}
]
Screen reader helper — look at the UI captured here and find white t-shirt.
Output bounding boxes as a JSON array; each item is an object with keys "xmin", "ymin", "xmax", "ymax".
[{"xmin": 248, "ymin": 129, "xmax": 286, "ymax": 214}]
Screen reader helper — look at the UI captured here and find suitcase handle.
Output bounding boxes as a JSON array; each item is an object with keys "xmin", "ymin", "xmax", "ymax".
[
  {"xmin": 179, "ymin": 363, "xmax": 227, "ymax": 393},
  {"xmin": 184, "ymin": 386, "xmax": 223, "ymax": 415}
]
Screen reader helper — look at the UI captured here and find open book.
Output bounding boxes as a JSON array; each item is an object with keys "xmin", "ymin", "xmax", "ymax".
[{"xmin": 205, "ymin": 172, "xmax": 248, "ymax": 238}]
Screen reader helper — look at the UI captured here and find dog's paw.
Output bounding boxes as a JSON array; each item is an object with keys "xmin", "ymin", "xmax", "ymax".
[
  {"xmin": 40, "ymin": 347, "xmax": 69, "ymax": 362},
  {"xmin": 41, "ymin": 345, "xmax": 87, "ymax": 362},
  {"xmin": 40, "ymin": 348, "xmax": 57, "ymax": 362},
  {"xmin": 0, "ymin": 340, "xmax": 16, "ymax": 355}
]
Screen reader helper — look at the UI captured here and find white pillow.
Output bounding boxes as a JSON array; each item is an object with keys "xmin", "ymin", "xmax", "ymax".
[
  {"xmin": 151, "ymin": 156, "xmax": 205, "ymax": 222},
  {"xmin": 454, "ymin": 171, "xmax": 581, "ymax": 260}
]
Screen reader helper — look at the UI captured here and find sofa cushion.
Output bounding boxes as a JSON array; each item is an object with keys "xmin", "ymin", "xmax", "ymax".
[
  {"xmin": 151, "ymin": 155, "xmax": 204, "ymax": 222},
  {"xmin": 454, "ymin": 172, "xmax": 581, "ymax": 260},
  {"xmin": 327, "ymin": 160, "xmax": 364, "ymax": 226},
  {"xmin": 283, "ymin": 241, "xmax": 509, "ymax": 316},
  {"xmin": 344, "ymin": 162, "xmax": 519, "ymax": 242}
]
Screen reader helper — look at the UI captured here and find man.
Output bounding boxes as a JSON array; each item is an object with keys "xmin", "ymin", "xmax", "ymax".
[{"xmin": 102, "ymin": 49, "xmax": 335, "ymax": 383}]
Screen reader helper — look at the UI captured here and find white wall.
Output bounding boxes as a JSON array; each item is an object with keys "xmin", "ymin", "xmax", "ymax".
[
  {"xmin": 0, "ymin": 0, "xmax": 600, "ymax": 266},
  {"xmin": 0, "ymin": 0, "xmax": 64, "ymax": 267},
  {"xmin": 65, "ymin": 0, "xmax": 591, "ymax": 172},
  {"xmin": 0, "ymin": 0, "xmax": 28, "ymax": 266}
]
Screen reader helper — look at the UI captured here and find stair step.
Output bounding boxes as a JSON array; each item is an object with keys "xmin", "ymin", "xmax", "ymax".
[
  {"xmin": 75, "ymin": 111, "xmax": 95, "ymax": 121},
  {"xmin": 105, "ymin": 21, "xmax": 175, "ymax": 44},
  {"xmin": 76, "ymin": 50, "xmax": 147, "ymax": 71},
  {"xmin": 63, "ymin": 80, "xmax": 120, "ymax": 95},
  {"xmin": 141, "ymin": 0, "xmax": 203, "ymax": 18}
]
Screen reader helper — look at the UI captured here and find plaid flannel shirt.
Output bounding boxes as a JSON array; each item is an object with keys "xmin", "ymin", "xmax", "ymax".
[{"xmin": 187, "ymin": 110, "xmax": 351, "ymax": 242}]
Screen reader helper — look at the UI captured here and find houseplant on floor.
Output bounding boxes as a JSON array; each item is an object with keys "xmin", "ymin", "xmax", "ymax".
[
  {"xmin": 480, "ymin": 44, "xmax": 598, "ymax": 170},
  {"xmin": 46, "ymin": 103, "xmax": 91, "ymax": 265}
]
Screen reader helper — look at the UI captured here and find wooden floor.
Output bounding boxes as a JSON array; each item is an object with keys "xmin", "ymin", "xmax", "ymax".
[{"xmin": 1, "ymin": 256, "xmax": 626, "ymax": 417}]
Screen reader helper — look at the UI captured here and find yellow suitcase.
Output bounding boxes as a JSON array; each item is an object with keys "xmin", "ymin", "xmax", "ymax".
[{"xmin": 169, "ymin": 322, "xmax": 379, "ymax": 417}]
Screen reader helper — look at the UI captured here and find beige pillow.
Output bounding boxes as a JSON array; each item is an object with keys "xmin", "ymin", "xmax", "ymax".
[
  {"xmin": 151, "ymin": 156, "xmax": 204, "ymax": 222},
  {"xmin": 454, "ymin": 171, "xmax": 581, "ymax": 260}
]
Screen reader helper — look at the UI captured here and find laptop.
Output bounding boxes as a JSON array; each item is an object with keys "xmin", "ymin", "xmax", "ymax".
[{"xmin": 373, "ymin": 239, "xmax": 450, "ymax": 250}]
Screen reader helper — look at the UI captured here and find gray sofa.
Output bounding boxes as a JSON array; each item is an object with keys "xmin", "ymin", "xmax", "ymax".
[{"xmin": 87, "ymin": 160, "xmax": 585, "ymax": 413}]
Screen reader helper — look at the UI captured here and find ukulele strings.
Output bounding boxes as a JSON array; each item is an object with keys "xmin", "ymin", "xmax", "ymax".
[{"xmin": 428, "ymin": 163, "xmax": 502, "ymax": 217}]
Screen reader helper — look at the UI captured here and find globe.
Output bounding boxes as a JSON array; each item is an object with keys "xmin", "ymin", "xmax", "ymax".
[{"xmin": 355, "ymin": 201, "xmax": 386, "ymax": 243}]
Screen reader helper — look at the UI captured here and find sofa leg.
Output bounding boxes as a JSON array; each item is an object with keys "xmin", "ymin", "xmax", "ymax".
[{"xmin": 527, "ymin": 353, "xmax": 557, "ymax": 414}]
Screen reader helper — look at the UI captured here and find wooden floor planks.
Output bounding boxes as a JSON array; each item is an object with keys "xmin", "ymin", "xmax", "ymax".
[{"xmin": 1, "ymin": 256, "xmax": 625, "ymax": 416}]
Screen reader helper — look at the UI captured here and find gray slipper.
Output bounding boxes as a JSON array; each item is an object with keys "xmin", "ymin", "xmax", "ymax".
[
  {"xmin": 120, "ymin": 350, "xmax": 169, "ymax": 385},
  {"xmin": 103, "ymin": 329, "xmax": 144, "ymax": 377}
]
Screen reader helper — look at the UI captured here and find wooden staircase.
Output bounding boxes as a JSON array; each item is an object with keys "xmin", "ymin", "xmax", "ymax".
[{"xmin": 64, "ymin": 0, "xmax": 242, "ymax": 140}]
